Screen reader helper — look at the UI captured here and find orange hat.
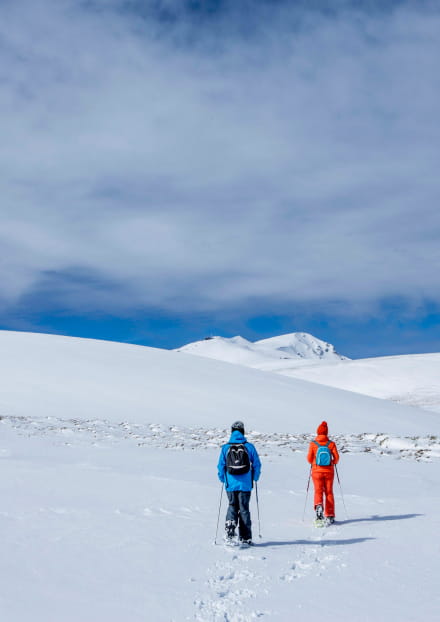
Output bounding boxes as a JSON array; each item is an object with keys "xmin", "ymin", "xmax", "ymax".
[{"xmin": 317, "ymin": 421, "xmax": 328, "ymax": 435}]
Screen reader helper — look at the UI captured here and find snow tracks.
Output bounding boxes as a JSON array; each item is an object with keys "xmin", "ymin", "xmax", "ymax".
[
  {"xmin": 194, "ymin": 546, "xmax": 270, "ymax": 621},
  {"xmin": 192, "ymin": 520, "xmax": 354, "ymax": 621}
]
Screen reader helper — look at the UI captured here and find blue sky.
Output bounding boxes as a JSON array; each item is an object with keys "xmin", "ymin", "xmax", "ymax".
[{"xmin": 1, "ymin": 0, "xmax": 439, "ymax": 358}]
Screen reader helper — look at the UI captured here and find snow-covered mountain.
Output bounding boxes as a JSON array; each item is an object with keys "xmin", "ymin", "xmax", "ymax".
[
  {"xmin": 0, "ymin": 330, "xmax": 427, "ymax": 434},
  {"xmin": 175, "ymin": 332, "xmax": 349, "ymax": 371},
  {"xmin": 255, "ymin": 332, "xmax": 349, "ymax": 364},
  {"xmin": 1, "ymin": 330, "xmax": 439, "ymax": 622}
]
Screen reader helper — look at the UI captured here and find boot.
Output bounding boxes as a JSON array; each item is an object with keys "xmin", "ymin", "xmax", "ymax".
[
  {"xmin": 225, "ymin": 520, "xmax": 236, "ymax": 540},
  {"xmin": 315, "ymin": 504, "xmax": 324, "ymax": 520}
]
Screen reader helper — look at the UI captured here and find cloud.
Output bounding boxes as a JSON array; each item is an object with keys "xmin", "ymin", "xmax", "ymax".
[{"xmin": 0, "ymin": 0, "xmax": 439, "ymax": 317}]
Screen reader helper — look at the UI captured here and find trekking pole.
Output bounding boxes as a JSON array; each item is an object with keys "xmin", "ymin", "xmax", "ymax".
[
  {"xmin": 255, "ymin": 482, "xmax": 262, "ymax": 539},
  {"xmin": 335, "ymin": 465, "xmax": 349, "ymax": 520},
  {"xmin": 214, "ymin": 483, "xmax": 224, "ymax": 545},
  {"xmin": 302, "ymin": 466, "xmax": 312, "ymax": 522}
]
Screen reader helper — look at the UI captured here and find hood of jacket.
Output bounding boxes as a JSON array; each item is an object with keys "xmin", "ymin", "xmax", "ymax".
[
  {"xmin": 229, "ymin": 429, "xmax": 247, "ymax": 444},
  {"xmin": 315, "ymin": 434, "xmax": 330, "ymax": 444}
]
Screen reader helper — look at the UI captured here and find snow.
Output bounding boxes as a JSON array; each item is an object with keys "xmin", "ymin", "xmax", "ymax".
[
  {"xmin": 176, "ymin": 332, "xmax": 440, "ymax": 417},
  {"xmin": 175, "ymin": 335, "xmax": 279, "ymax": 368},
  {"xmin": 254, "ymin": 332, "xmax": 348, "ymax": 362},
  {"xmin": 175, "ymin": 332, "xmax": 348, "ymax": 372},
  {"xmin": 1, "ymin": 330, "xmax": 437, "ymax": 435},
  {"xmin": 1, "ymin": 330, "xmax": 440, "ymax": 621},
  {"xmin": 280, "ymin": 353, "xmax": 440, "ymax": 414}
]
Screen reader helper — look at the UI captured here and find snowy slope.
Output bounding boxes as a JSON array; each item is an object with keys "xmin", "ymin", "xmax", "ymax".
[
  {"xmin": 281, "ymin": 353, "xmax": 440, "ymax": 414},
  {"xmin": 176, "ymin": 333, "xmax": 440, "ymax": 416},
  {"xmin": 175, "ymin": 332, "xmax": 348, "ymax": 371},
  {"xmin": 0, "ymin": 330, "xmax": 436, "ymax": 435},
  {"xmin": 175, "ymin": 335, "xmax": 279, "ymax": 368},
  {"xmin": 1, "ymin": 331, "xmax": 440, "ymax": 622}
]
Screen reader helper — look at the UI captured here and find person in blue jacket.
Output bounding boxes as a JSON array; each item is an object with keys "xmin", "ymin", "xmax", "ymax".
[{"xmin": 217, "ymin": 421, "xmax": 261, "ymax": 544}]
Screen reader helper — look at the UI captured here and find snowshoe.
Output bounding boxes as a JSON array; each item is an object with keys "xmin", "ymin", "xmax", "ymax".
[
  {"xmin": 224, "ymin": 535, "xmax": 239, "ymax": 547},
  {"xmin": 325, "ymin": 516, "xmax": 335, "ymax": 526}
]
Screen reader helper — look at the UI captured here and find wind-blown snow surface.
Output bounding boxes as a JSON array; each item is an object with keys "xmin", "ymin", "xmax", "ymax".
[
  {"xmin": 175, "ymin": 333, "xmax": 348, "ymax": 371},
  {"xmin": 1, "ymin": 331, "xmax": 439, "ymax": 621},
  {"xmin": 281, "ymin": 353, "xmax": 440, "ymax": 415}
]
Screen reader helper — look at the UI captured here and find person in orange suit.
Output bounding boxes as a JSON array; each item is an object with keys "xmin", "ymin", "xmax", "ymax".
[{"xmin": 307, "ymin": 421, "xmax": 340, "ymax": 523}]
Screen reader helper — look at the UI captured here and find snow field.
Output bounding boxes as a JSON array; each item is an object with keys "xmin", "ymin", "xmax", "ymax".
[
  {"xmin": 1, "ymin": 331, "xmax": 439, "ymax": 621},
  {"xmin": 175, "ymin": 331, "xmax": 440, "ymax": 416},
  {"xmin": 1, "ymin": 416, "xmax": 439, "ymax": 621},
  {"xmin": 282, "ymin": 353, "xmax": 440, "ymax": 414},
  {"xmin": 0, "ymin": 331, "xmax": 438, "ymax": 438}
]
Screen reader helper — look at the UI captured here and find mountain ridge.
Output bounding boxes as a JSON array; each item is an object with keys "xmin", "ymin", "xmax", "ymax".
[{"xmin": 175, "ymin": 331, "xmax": 349, "ymax": 371}]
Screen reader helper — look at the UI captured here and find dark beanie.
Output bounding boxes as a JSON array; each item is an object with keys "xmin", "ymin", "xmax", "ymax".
[{"xmin": 231, "ymin": 421, "xmax": 245, "ymax": 434}]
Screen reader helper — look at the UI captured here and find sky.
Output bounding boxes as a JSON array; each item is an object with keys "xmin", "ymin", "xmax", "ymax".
[{"xmin": 1, "ymin": 0, "xmax": 439, "ymax": 358}]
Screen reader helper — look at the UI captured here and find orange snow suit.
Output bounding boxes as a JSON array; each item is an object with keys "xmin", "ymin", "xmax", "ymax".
[{"xmin": 307, "ymin": 427, "xmax": 340, "ymax": 518}]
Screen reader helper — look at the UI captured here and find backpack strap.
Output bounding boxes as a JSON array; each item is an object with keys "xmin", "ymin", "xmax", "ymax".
[{"xmin": 313, "ymin": 440, "xmax": 331, "ymax": 447}]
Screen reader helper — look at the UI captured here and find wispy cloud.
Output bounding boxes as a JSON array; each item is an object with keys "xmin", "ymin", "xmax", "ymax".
[{"xmin": 1, "ymin": 0, "xmax": 439, "ymax": 317}]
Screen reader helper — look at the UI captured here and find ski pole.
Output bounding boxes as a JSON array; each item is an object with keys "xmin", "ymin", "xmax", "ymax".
[
  {"xmin": 302, "ymin": 466, "xmax": 312, "ymax": 522},
  {"xmin": 255, "ymin": 481, "xmax": 262, "ymax": 539},
  {"xmin": 214, "ymin": 483, "xmax": 224, "ymax": 544},
  {"xmin": 335, "ymin": 465, "xmax": 349, "ymax": 519}
]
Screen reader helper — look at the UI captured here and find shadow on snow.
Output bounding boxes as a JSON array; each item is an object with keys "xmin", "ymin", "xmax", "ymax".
[
  {"xmin": 255, "ymin": 537, "xmax": 375, "ymax": 548},
  {"xmin": 339, "ymin": 513, "xmax": 423, "ymax": 525}
]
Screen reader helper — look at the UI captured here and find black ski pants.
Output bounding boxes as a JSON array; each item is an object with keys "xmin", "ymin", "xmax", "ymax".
[{"xmin": 226, "ymin": 490, "xmax": 252, "ymax": 540}]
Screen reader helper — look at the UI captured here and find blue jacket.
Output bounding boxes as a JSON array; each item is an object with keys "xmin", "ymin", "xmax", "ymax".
[{"xmin": 217, "ymin": 430, "xmax": 261, "ymax": 492}]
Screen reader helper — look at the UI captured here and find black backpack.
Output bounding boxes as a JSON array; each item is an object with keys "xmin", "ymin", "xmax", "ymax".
[{"xmin": 226, "ymin": 443, "xmax": 250, "ymax": 475}]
